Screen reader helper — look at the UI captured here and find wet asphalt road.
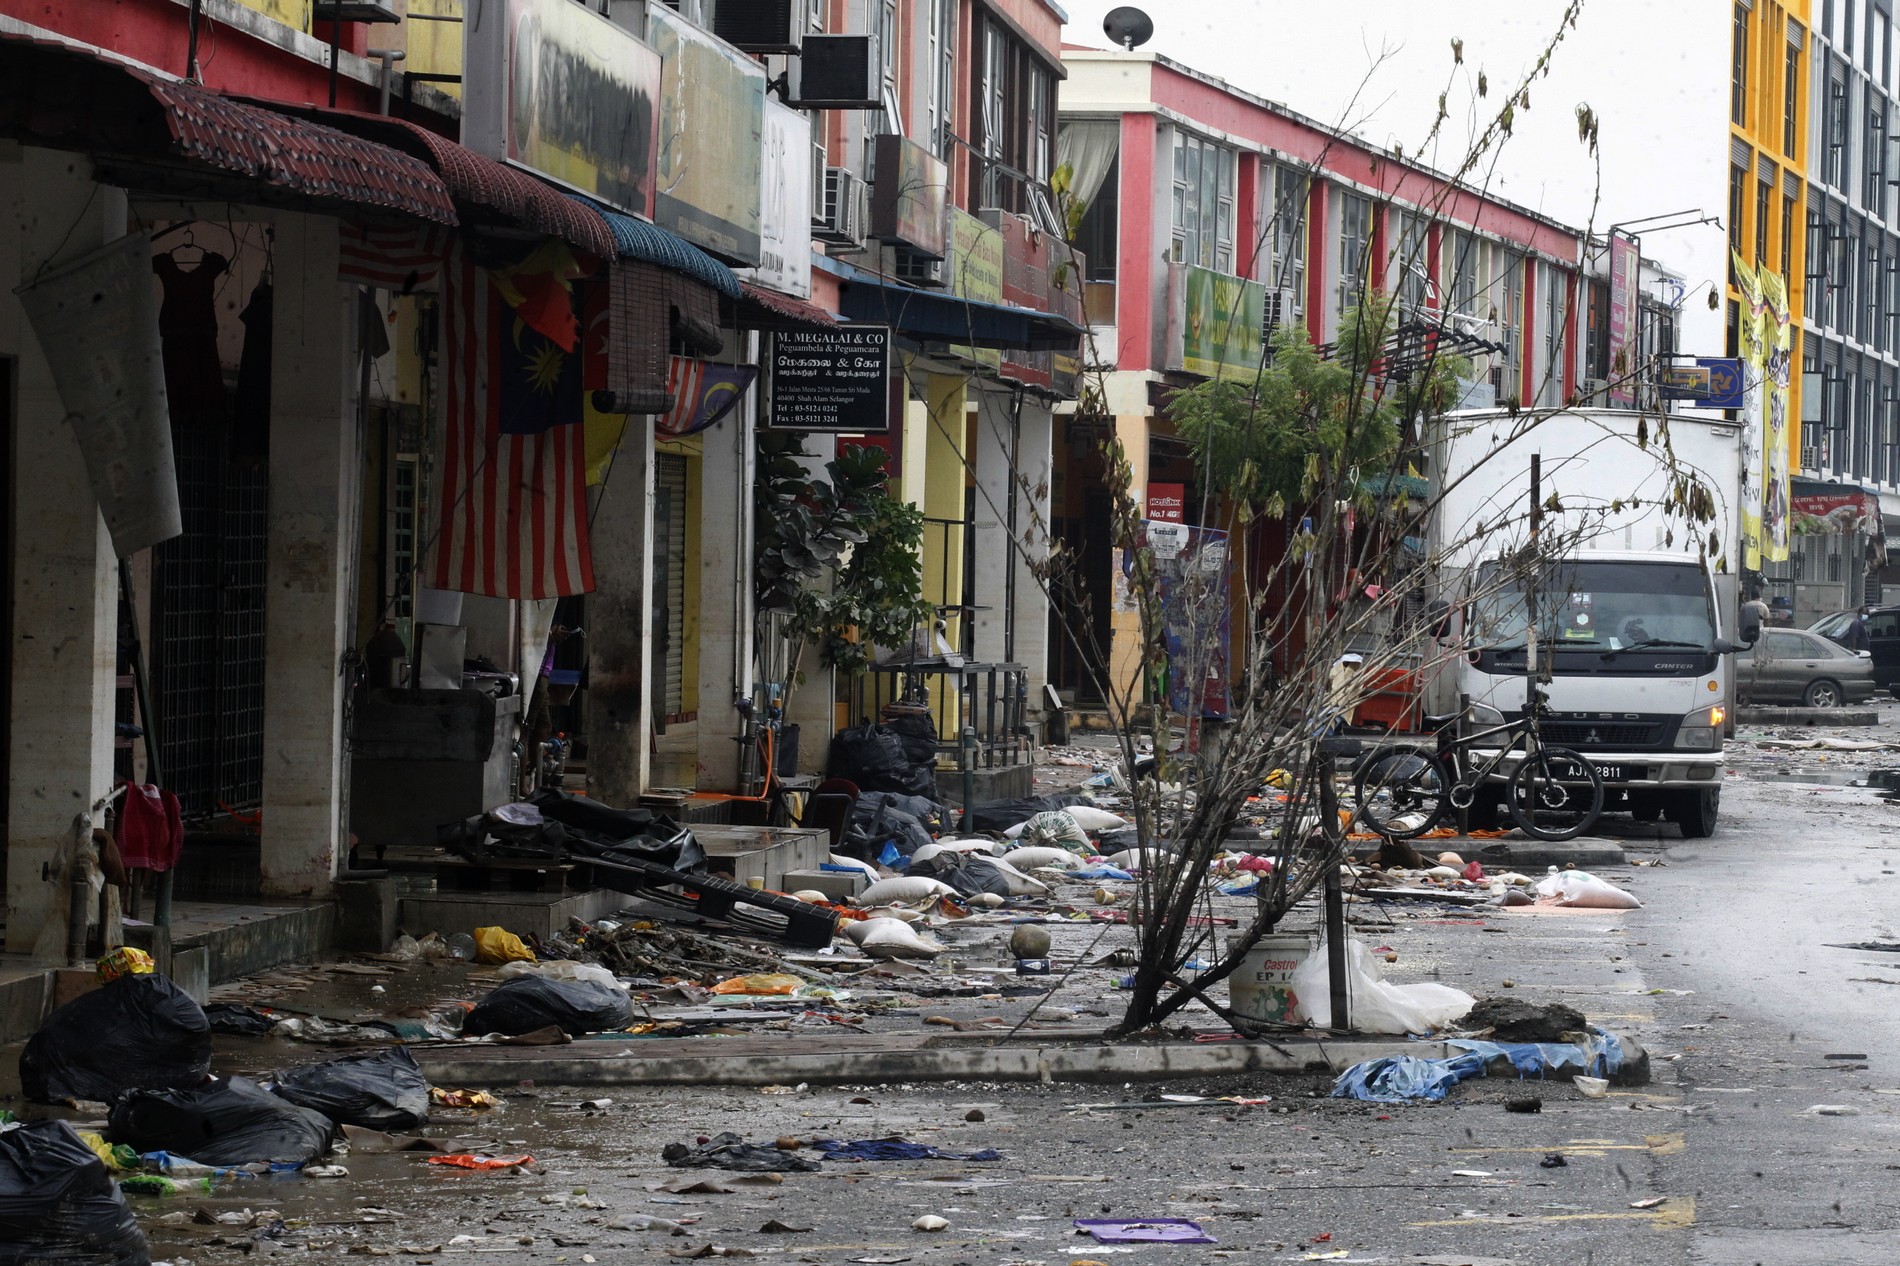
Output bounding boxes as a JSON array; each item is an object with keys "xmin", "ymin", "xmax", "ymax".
[{"xmin": 38, "ymin": 709, "xmax": 1900, "ymax": 1265}]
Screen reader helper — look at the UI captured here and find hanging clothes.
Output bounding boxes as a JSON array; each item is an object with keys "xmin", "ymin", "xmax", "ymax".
[
  {"xmin": 152, "ymin": 249, "xmax": 230, "ymax": 426},
  {"xmin": 116, "ymin": 783, "xmax": 184, "ymax": 873},
  {"xmin": 232, "ymin": 276, "xmax": 272, "ymax": 458}
]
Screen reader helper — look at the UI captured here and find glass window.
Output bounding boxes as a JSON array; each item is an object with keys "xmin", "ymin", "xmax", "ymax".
[
  {"xmin": 1266, "ymin": 165, "xmax": 1307, "ymax": 317},
  {"xmin": 1394, "ymin": 212, "xmax": 1429, "ymax": 311},
  {"xmin": 1729, "ymin": 163, "xmax": 1747, "ymax": 254},
  {"xmin": 1867, "ymin": 99, "xmax": 1889, "ymax": 215},
  {"xmin": 1170, "ymin": 133, "xmax": 1235, "ymax": 272},
  {"xmin": 1756, "ymin": 174, "xmax": 1772, "ymax": 264},
  {"xmin": 1783, "ymin": 192, "xmax": 1797, "ymax": 279},
  {"xmin": 1827, "ymin": 67, "xmax": 1849, "ymax": 188},
  {"xmin": 1734, "ymin": 3, "xmax": 1750, "ymax": 126},
  {"xmin": 1335, "ymin": 190, "xmax": 1372, "ymax": 324},
  {"xmin": 1786, "ymin": 39, "xmax": 1803, "ymax": 155}
]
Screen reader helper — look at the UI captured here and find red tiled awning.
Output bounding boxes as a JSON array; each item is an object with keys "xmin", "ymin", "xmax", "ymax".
[
  {"xmin": 0, "ymin": 33, "xmax": 457, "ymax": 225},
  {"xmin": 244, "ymin": 105, "xmax": 617, "ymax": 261},
  {"xmin": 737, "ymin": 281, "xmax": 839, "ymax": 330}
]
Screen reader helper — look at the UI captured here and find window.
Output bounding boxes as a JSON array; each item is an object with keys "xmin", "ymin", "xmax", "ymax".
[
  {"xmin": 861, "ymin": 0, "xmax": 899, "ymax": 182},
  {"xmin": 1730, "ymin": 163, "xmax": 1747, "ymax": 254},
  {"xmin": 1539, "ymin": 262, "xmax": 1568, "ymax": 407},
  {"xmin": 1394, "ymin": 211, "xmax": 1429, "ymax": 311},
  {"xmin": 924, "ymin": 0, "xmax": 955, "ymax": 157},
  {"xmin": 1827, "ymin": 65, "xmax": 1849, "ymax": 188},
  {"xmin": 1265, "ymin": 164, "xmax": 1307, "ymax": 318},
  {"xmin": 1444, "ymin": 226, "xmax": 1480, "ymax": 318},
  {"xmin": 1869, "ymin": 239, "xmax": 1884, "ymax": 340},
  {"xmin": 1492, "ymin": 248, "xmax": 1524, "ymax": 403},
  {"xmin": 1783, "ymin": 192, "xmax": 1797, "ymax": 279},
  {"xmin": 1734, "ymin": 3, "xmax": 1750, "ymax": 126},
  {"xmin": 970, "ymin": 14, "xmax": 1059, "ymax": 217},
  {"xmin": 1171, "ymin": 132, "xmax": 1235, "ymax": 272},
  {"xmin": 1807, "ymin": 206, "xmax": 1826, "ymax": 322},
  {"xmin": 1585, "ymin": 279, "xmax": 1610, "ymax": 384},
  {"xmin": 1334, "ymin": 189, "xmax": 1372, "ymax": 324},
  {"xmin": 1867, "ymin": 99, "xmax": 1889, "ymax": 215},
  {"xmin": 1757, "ymin": 173, "xmax": 1772, "ymax": 264},
  {"xmin": 1786, "ymin": 39, "xmax": 1803, "ymax": 155}
]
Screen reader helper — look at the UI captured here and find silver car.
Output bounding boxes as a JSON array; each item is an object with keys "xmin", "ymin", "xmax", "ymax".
[{"xmin": 1735, "ymin": 629, "xmax": 1877, "ymax": 708}]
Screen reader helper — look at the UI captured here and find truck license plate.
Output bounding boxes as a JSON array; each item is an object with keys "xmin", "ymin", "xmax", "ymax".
[{"xmin": 1594, "ymin": 765, "xmax": 1641, "ymax": 781}]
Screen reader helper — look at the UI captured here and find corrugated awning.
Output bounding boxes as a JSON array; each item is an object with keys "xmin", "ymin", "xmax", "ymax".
[
  {"xmin": 242, "ymin": 104, "xmax": 616, "ymax": 259},
  {"xmin": 0, "ymin": 34, "xmax": 457, "ymax": 224},
  {"xmin": 737, "ymin": 281, "xmax": 838, "ymax": 329},
  {"xmin": 576, "ymin": 196, "xmax": 741, "ymax": 298},
  {"xmin": 837, "ymin": 271, "xmax": 1081, "ymax": 351}
]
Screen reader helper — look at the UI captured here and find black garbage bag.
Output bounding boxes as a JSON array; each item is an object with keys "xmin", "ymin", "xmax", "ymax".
[
  {"xmin": 882, "ymin": 710, "xmax": 940, "ymax": 770},
  {"xmin": 963, "ymin": 793, "xmax": 1090, "ymax": 834},
  {"xmin": 108, "ymin": 1076, "xmax": 335, "ymax": 1166},
  {"xmin": 270, "ymin": 1048, "xmax": 430, "ymax": 1131},
  {"xmin": 907, "ymin": 852, "xmax": 1010, "ymax": 899},
  {"xmin": 662, "ymin": 1132, "xmax": 821, "ymax": 1173},
  {"xmin": 0, "ymin": 1120, "xmax": 149, "ymax": 1266},
  {"xmin": 856, "ymin": 791, "xmax": 947, "ymax": 833},
  {"xmin": 840, "ymin": 796, "xmax": 936, "ymax": 862},
  {"xmin": 203, "ymin": 1003, "xmax": 276, "ymax": 1037},
  {"xmin": 463, "ymin": 975, "xmax": 633, "ymax": 1038},
  {"xmin": 827, "ymin": 723, "xmax": 934, "ymax": 798},
  {"xmin": 21, "ymin": 974, "xmax": 211, "ymax": 1105},
  {"xmin": 527, "ymin": 789, "xmax": 704, "ymax": 869}
]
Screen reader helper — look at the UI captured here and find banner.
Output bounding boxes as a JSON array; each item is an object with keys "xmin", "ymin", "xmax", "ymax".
[
  {"xmin": 1760, "ymin": 270, "xmax": 1793, "ymax": 564},
  {"xmin": 1731, "ymin": 251, "xmax": 1766, "ymax": 571},
  {"xmin": 1608, "ymin": 232, "xmax": 1639, "ymax": 407},
  {"xmin": 16, "ymin": 231, "xmax": 181, "ymax": 558}
]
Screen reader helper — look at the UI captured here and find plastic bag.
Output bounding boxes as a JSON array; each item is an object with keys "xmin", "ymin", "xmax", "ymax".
[
  {"xmin": 270, "ymin": 1048, "xmax": 430, "ymax": 1131},
  {"xmin": 463, "ymin": 975, "xmax": 634, "ymax": 1037},
  {"xmin": 843, "ymin": 917, "xmax": 944, "ymax": 959},
  {"xmin": 711, "ymin": 974, "xmax": 802, "ymax": 996},
  {"xmin": 95, "ymin": 948, "xmax": 154, "ymax": 983},
  {"xmin": 1534, "ymin": 871, "xmax": 1642, "ymax": 909},
  {"xmin": 0, "ymin": 1120, "xmax": 149, "ymax": 1266},
  {"xmin": 827, "ymin": 724, "xmax": 934, "ymax": 798},
  {"xmin": 21, "ymin": 974, "xmax": 211, "ymax": 1105},
  {"xmin": 474, "ymin": 926, "xmax": 537, "ymax": 964},
  {"xmin": 1331, "ymin": 1052, "xmax": 1488, "ymax": 1102},
  {"xmin": 964, "ymin": 794, "xmax": 1089, "ymax": 833},
  {"xmin": 1290, "ymin": 938, "xmax": 1476, "ymax": 1034},
  {"xmin": 494, "ymin": 959, "xmax": 624, "ymax": 991},
  {"xmin": 109, "ymin": 1076, "xmax": 335, "ymax": 1166}
]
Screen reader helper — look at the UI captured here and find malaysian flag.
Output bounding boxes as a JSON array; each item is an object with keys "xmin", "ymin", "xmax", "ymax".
[
  {"xmin": 658, "ymin": 356, "xmax": 759, "ymax": 438},
  {"xmin": 427, "ymin": 245, "xmax": 594, "ymax": 599}
]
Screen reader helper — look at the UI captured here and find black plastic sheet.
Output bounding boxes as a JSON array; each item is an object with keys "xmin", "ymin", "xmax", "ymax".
[{"xmin": 271, "ymin": 1047, "xmax": 430, "ymax": 1131}]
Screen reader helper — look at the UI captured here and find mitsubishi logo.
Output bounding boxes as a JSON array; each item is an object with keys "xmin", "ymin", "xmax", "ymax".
[{"xmin": 1586, "ymin": 728, "xmax": 1602, "ymax": 744}]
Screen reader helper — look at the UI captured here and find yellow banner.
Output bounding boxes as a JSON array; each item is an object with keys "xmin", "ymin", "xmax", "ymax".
[
  {"xmin": 1759, "ymin": 270, "xmax": 1793, "ymax": 564},
  {"xmin": 1732, "ymin": 252, "xmax": 1766, "ymax": 572}
]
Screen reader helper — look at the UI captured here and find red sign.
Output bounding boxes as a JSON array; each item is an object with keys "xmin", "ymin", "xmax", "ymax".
[{"xmin": 1147, "ymin": 482, "xmax": 1187, "ymax": 523}]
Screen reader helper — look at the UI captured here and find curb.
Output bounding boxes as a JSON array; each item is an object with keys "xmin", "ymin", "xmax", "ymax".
[
  {"xmin": 1736, "ymin": 706, "xmax": 1879, "ymax": 726},
  {"xmin": 1475, "ymin": 840, "xmax": 1628, "ymax": 870},
  {"xmin": 413, "ymin": 1036, "xmax": 1449, "ymax": 1088}
]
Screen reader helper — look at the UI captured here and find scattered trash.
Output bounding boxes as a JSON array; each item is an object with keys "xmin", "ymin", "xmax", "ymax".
[
  {"xmin": 302, "ymin": 1164, "xmax": 350, "ymax": 1178},
  {"xmin": 95, "ymin": 947, "xmax": 155, "ymax": 982},
  {"xmin": 474, "ymin": 926, "xmax": 537, "ymax": 964},
  {"xmin": 1629, "ymin": 1197, "xmax": 1668, "ymax": 1209},
  {"xmin": 1539, "ymin": 1152, "xmax": 1567, "ymax": 1168},
  {"xmin": 1505, "ymin": 1098, "xmax": 1544, "ymax": 1114},
  {"xmin": 911, "ymin": 1215, "xmax": 949, "ymax": 1232},
  {"xmin": 812, "ymin": 1140, "xmax": 1000, "ymax": 1162},
  {"xmin": 269, "ymin": 1047, "xmax": 430, "ymax": 1131},
  {"xmin": 758, "ymin": 1220, "xmax": 812, "ymax": 1233},
  {"xmin": 428, "ymin": 1153, "xmax": 535, "ymax": 1170},
  {"xmin": 1462, "ymin": 997, "xmax": 1588, "ymax": 1043},
  {"xmin": 109, "ymin": 1076, "xmax": 336, "ymax": 1166},
  {"xmin": 429, "ymin": 1088, "xmax": 499, "ymax": 1111},
  {"xmin": 1292, "ymin": 938, "xmax": 1475, "ymax": 1033},
  {"xmin": 1533, "ymin": 870, "xmax": 1641, "ymax": 909},
  {"xmin": 652, "ymin": 1174, "xmax": 785, "ymax": 1194},
  {"xmin": 1074, "ymin": 1219, "xmax": 1216, "ymax": 1245},
  {"xmin": 463, "ymin": 975, "xmax": 634, "ymax": 1037},
  {"xmin": 607, "ymin": 1213, "xmax": 694, "ymax": 1234},
  {"xmin": 1805, "ymin": 1104, "xmax": 1861, "ymax": 1116},
  {"xmin": 0, "ymin": 1121, "xmax": 148, "ymax": 1263},
  {"xmin": 203, "ymin": 1003, "xmax": 277, "ymax": 1036},
  {"xmin": 1575, "ymin": 1076, "xmax": 1610, "ymax": 1099},
  {"xmin": 964, "ymin": 1109, "xmax": 986, "ymax": 1122},
  {"xmin": 712, "ymin": 974, "xmax": 803, "ymax": 996},
  {"xmin": 843, "ymin": 917, "xmax": 944, "ymax": 960},
  {"xmin": 662, "ymin": 1133, "xmax": 821, "ymax": 1173},
  {"xmin": 21, "ymin": 974, "xmax": 211, "ymax": 1105},
  {"xmin": 1331, "ymin": 1054, "xmax": 1483, "ymax": 1103}
]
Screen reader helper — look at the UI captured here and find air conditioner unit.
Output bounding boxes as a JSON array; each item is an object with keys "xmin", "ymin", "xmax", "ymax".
[
  {"xmin": 1801, "ymin": 446, "xmax": 1824, "ymax": 470},
  {"xmin": 1576, "ymin": 376, "xmax": 1608, "ymax": 401},
  {"xmin": 711, "ymin": 0, "xmax": 801, "ymax": 54},
  {"xmin": 789, "ymin": 34, "xmax": 879, "ymax": 109},
  {"xmin": 816, "ymin": 166, "xmax": 868, "ymax": 250},
  {"xmin": 1260, "ymin": 287, "xmax": 1298, "ymax": 339},
  {"xmin": 892, "ymin": 249, "xmax": 946, "ymax": 288}
]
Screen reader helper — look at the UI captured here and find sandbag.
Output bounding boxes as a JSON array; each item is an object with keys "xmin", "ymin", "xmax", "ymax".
[
  {"xmin": 1291, "ymin": 938, "xmax": 1475, "ymax": 1035},
  {"xmin": 843, "ymin": 917, "xmax": 944, "ymax": 960},
  {"xmin": 1002, "ymin": 845, "xmax": 1083, "ymax": 870},
  {"xmin": 463, "ymin": 974, "xmax": 634, "ymax": 1037},
  {"xmin": 21, "ymin": 974, "xmax": 210, "ymax": 1105},
  {"xmin": 858, "ymin": 875, "xmax": 957, "ymax": 905},
  {"xmin": 965, "ymin": 793, "xmax": 1089, "ymax": 834},
  {"xmin": 270, "ymin": 1048, "xmax": 430, "ymax": 1131},
  {"xmin": 0, "ymin": 1120, "xmax": 149, "ymax": 1266},
  {"xmin": 109, "ymin": 1076, "xmax": 334, "ymax": 1166},
  {"xmin": 1008, "ymin": 810, "xmax": 1090, "ymax": 850},
  {"xmin": 1535, "ymin": 871, "xmax": 1641, "ymax": 909},
  {"xmin": 827, "ymin": 854, "xmax": 880, "ymax": 879},
  {"xmin": 1063, "ymin": 805, "xmax": 1129, "ymax": 833},
  {"xmin": 977, "ymin": 855, "xmax": 1049, "ymax": 897}
]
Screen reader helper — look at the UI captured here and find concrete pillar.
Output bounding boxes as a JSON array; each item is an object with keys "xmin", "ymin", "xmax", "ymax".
[
  {"xmin": 1014, "ymin": 402, "xmax": 1055, "ymax": 705},
  {"xmin": 588, "ymin": 419, "xmax": 654, "ymax": 805},
  {"xmin": 969, "ymin": 386, "xmax": 1012, "ymax": 666},
  {"xmin": 259, "ymin": 212, "xmax": 361, "ymax": 899},
  {"xmin": 3, "ymin": 150, "xmax": 123, "ymax": 954},
  {"xmin": 1107, "ymin": 408, "xmax": 1152, "ymax": 699},
  {"xmin": 781, "ymin": 436, "xmax": 833, "ymax": 775},
  {"xmin": 922, "ymin": 374, "xmax": 969, "ymax": 737},
  {"xmin": 693, "ymin": 394, "xmax": 754, "ymax": 790}
]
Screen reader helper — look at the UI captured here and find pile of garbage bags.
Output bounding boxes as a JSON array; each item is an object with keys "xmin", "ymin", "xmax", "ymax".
[{"xmin": 0, "ymin": 1121, "xmax": 149, "ymax": 1266}]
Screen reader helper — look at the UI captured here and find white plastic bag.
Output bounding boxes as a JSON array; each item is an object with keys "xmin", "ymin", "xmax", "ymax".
[
  {"xmin": 496, "ymin": 959, "xmax": 626, "ymax": 992},
  {"xmin": 1106, "ymin": 848, "xmax": 1174, "ymax": 872},
  {"xmin": 844, "ymin": 917, "xmax": 944, "ymax": 959},
  {"xmin": 1534, "ymin": 871, "xmax": 1641, "ymax": 909},
  {"xmin": 857, "ymin": 876, "xmax": 957, "ymax": 905},
  {"xmin": 1289, "ymin": 938, "xmax": 1475, "ymax": 1034}
]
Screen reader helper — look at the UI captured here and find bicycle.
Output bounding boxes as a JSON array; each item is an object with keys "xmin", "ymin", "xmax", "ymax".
[{"xmin": 1351, "ymin": 696, "xmax": 1605, "ymax": 843}]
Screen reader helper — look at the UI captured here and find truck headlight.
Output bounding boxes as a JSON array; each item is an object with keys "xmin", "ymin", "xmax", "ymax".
[
  {"xmin": 1676, "ymin": 727, "xmax": 1716, "ymax": 749},
  {"xmin": 1676, "ymin": 705, "xmax": 1725, "ymax": 749},
  {"xmin": 1466, "ymin": 702, "xmax": 1505, "ymax": 725}
]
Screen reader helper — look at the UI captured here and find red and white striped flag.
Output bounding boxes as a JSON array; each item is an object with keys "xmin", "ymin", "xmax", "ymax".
[
  {"xmin": 336, "ymin": 222, "xmax": 450, "ymax": 291},
  {"xmin": 426, "ymin": 245, "xmax": 594, "ymax": 599}
]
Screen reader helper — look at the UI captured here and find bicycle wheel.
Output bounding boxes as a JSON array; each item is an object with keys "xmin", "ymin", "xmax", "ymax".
[
  {"xmin": 1507, "ymin": 746, "xmax": 1605, "ymax": 841},
  {"xmin": 1352, "ymin": 746, "xmax": 1450, "ymax": 839}
]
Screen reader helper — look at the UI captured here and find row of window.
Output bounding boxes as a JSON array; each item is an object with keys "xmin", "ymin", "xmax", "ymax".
[
  {"xmin": 1802, "ymin": 333, "xmax": 1900, "ymax": 485},
  {"xmin": 1732, "ymin": 1, "xmax": 1804, "ymax": 162}
]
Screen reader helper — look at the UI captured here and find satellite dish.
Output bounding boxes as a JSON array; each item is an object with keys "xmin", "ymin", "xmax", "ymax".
[{"xmin": 1103, "ymin": 6, "xmax": 1154, "ymax": 50}]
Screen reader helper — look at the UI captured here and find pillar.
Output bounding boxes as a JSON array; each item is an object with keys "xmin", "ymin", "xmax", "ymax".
[
  {"xmin": 3, "ymin": 150, "xmax": 123, "ymax": 953},
  {"xmin": 259, "ymin": 212, "xmax": 361, "ymax": 899},
  {"xmin": 589, "ymin": 419, "xmax": 654, "ymax": 804},
  {"xmin": 781, "ymin": 436, "xmax": 833, "ymax": 774},
  {"xmin": 694, "ymin": 361, "xmax": 756, "ymax": 790},
  {"xmin": 922, "ymin": 373, "xmax": 969, "ymax": 736},
  {"xmin": 1106, "ymin": 407, "xmax": 1152, "ymax": 699},
  {"xmin": 1014, "ymin": 402, "xmax": 1055, "ymax": 705},
  {"xmin": 971, "ymin": 389, "xmax": 1055, "ymax": 717}
]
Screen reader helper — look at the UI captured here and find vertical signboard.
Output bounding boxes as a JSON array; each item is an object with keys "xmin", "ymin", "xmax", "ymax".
[
  {"xmin": 870, "ymin": 134, "xmax": 951, "ymax": 258},
  {"xmin": 463, "ymin": 0, "xmax": 662, "ymax": 218},
  {"xmin": 993, "ymin": 211, "xmax": 1053, "ymax": 389},
  {"xmin": 1760, "ymin": 270, "xmax": 1793, "ymax": 563},
  {"xmin": 647, "ymin": 5, "xmax": 765, "ymax": 265},
  {"xmin": 1607, "ymin": 231, "xmax": 1638, "ymax": 407},
  {"xmin": 740, "ymin": 101, "xmax": 814, "ymax": 299},
  {"xmin": 1733, "ymin": 250, "xmax": 1767, "ymax": 571},
  {"xmin": 770, "ymin": 327, "xmax": 892, "ymax": 432}
]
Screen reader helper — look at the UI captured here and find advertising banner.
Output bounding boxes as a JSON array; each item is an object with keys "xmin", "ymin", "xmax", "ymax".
[
  {"xmin": 1732, "ymin": 251, "xmax": 1766, "ymax": 571},
  {"xmin": 463, "ymin": 0, "xmax": 662, "ymax": 218},
  {"xmin": 740, "ymin": 101, "xmax": 813, "ymax": 299},
  {"xmin": 947, "ymin": 208, "xmax": 1003, "ymax": 370},
  {"xmin": 1125, "ymin": 522, "xmax": 1231, "ymax": 717},
  {"xmin": 648, "ymin": 5, "xmax": 765, "ymax": 264},
  {"xmin": 1759, "ymin": 269, "xmax": 1793, "ymax": 564},
  {"xmin": 1177, "ymin": 263, "xmax": 1265, "ymax": 380},
  {"xmin": 870, "ymin": 134, "xmax": 950, "ymax": 259},
  {"xmin": 770, "ymin": 327, "xmax": 891, "ymax": 432},
  {"xmin": 1608, "ymin": 232, "xmax": 1639, "ymax": 407},
  {"xmin": 1146, "ymin": 482, "xmax": 1186, "ymax": 523}
]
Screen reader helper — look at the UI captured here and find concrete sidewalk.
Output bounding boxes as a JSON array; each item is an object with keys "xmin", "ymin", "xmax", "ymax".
[{"xmin": 411, "ymin": 1027, "xmax": 1457, "ymax": 1087}]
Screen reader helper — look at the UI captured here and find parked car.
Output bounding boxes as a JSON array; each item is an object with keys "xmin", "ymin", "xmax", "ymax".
[
  {"xmin": 1809, "ymin": 605, "xmax": 1900, "ymax": 692},
  {"xmin": 1735, "ymin": 628, "xmax": 1878, "ymax": 707},
  {"xmin": 1807, "ymin": 609, "xmax": 1867, "ymax": 651}
]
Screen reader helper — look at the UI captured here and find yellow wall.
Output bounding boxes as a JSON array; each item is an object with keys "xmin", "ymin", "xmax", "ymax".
[
  {"xmin": 1106, "ymin": 411, "xmax": 1151, "ymax": 701},
  {"xmin": 920, "ymin": 373, "xmax": 967, "ymax": 737},
  {"xmin": 232, "ymin": 0, "xmax": 312, "ymax": 29},
  {"xmin": 1729, "ymin": 0, "xmax": 1809, "ymax": 453}
]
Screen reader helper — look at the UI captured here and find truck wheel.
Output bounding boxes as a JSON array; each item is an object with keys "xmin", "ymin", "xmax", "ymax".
[
  {"xmin": 1804, "ymin": 679, "xmax": 1842, "ymax": 708},
  {"xmin": 1664, "ymin": 788, "xmax": 1719, "ymax": 838}
]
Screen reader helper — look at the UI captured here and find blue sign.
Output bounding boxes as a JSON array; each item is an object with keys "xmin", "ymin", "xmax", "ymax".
[{"xmin": 1661, "ymin": 357, "xmax": 1745, "ymax": 407}]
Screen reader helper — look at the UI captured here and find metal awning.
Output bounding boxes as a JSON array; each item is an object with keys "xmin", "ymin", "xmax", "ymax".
[
  {"xmin": 0, "ymin": 33, "xmax": 458, "ymax": 224},
  {"xmin": 574, "ymin": 197, "xmax": 741, "ymax": 298},
  {"xmin": 835, "ymin": 269, "xmax": 1082, "ymax": 351}
]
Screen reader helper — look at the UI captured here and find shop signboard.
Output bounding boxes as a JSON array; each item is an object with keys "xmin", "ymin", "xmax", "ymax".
[
  {"xmin": 870, "ymin": 134, "xmax": 950, "ymax": 259},
  {"xmin": 991, "ymin": 210, "xmax": 1053, "ymax": 389},
  {"xmin": 1608, "ymin": 231, "xmax": 1639, "ymax": 407},
  {"xmin": 740, "ymin": 101, "xmax": 813, "ymax": 298},
  {"xmin": 770, "ymin": 326, "xmax": 891, "ymax": 432},
  {"xmin": 464, "ymin": 0, "xmax": 662, "ymax": 218},
  {"xmin": 648, "ymin": 5, "xmax": 765, "ymax": 265},
  {"xmin": 1175, "ymin": 263, "xmax": 1264, "ymax": 380},
  {"xmin": 1147, "ymin": 482, "xmax": 1186, "ymax": 523},
  {"xmin": 948, "ymin": 208, "xmax": 1003, "ymax": 370}
]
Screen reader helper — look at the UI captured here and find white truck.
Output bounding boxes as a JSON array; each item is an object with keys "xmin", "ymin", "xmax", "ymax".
[{"xmin": 1424, "ymin": 406, "xmax": 1753, "ymax": 839}]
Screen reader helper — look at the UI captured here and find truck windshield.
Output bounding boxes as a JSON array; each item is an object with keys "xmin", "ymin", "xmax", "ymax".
[{"xmin": 1469, "ymin": 559, "xmax": 1716, "ymax": 652}]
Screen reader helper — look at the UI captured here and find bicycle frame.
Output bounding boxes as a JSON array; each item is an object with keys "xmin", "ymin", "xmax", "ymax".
[{"xmin": 1439, "ymin": 713, "xmax": 1547, "ymax": 808}]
